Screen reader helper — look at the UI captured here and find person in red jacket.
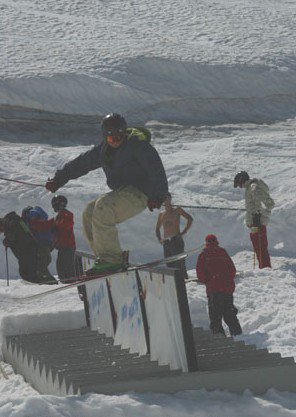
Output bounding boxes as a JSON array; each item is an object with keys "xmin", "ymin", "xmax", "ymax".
[
  {"xmin": 29, "ymin": 195, "xmax": 82, "ymax": 283},
  {"xmin": 196, "ymin": 234, "xmax": 242, "ymax": 337}
]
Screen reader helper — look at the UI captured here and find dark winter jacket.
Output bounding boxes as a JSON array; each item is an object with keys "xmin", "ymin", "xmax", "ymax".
[
  {"xmin": 196, "ymin": 242, "xmax": 236, "ymax": 295},
  {"xmin": 30, "ymin": 209, "xmax": 76, "ymax": 249},
  {"xmin": 52, "ymin": 131, "xmax": 168, "ymax": 202}
]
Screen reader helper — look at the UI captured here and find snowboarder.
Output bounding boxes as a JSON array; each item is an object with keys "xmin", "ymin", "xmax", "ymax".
[
  {"xmin": 29, "ymin": 195, "xmax": 82, "ymax": 283},
  {"xmin": 234, "ymin": 171, "xmax": 275, "ymax": 269},
  {"xmin": 45, "ymin": 113, "xmax": 168, "ymax": 275},
  {"xmin": 196, "ymin": 234, "xmax": 242, "ymax": 336},
  {"xmin": 155, "ymin": 192, "xmax": 193, "ymax": 279},
  {"xmin": 22, "ymin": 206, "xmax": 56, "ymax": 283},
  {"xmin": 0, "ymin": 211, "xmax": 55, "ymax": 284}
]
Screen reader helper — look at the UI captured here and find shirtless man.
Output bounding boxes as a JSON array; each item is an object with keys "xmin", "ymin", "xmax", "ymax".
[{"xmin": 155, "ymin": 193, "xmax": 193, "ymax": 279}]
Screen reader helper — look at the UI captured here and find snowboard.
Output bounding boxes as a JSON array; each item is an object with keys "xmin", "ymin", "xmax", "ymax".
[{"xmin": 12, "ymin": 247, "xmax": 201, "ymax": 302}]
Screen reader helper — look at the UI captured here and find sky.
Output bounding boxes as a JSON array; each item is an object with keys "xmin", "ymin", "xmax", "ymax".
[{"xmin": 1, "ymin": 0, "xmax": 296, "ymax": 416}]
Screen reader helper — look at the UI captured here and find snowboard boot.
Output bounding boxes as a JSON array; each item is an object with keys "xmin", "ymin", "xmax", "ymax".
[
  {"xmin": 86, "ymin": 251, "xmax": 129, "ymax": 277},
  {"xmin": 85, "ymin": 260, "xmax": 124, "ymax": 276}
]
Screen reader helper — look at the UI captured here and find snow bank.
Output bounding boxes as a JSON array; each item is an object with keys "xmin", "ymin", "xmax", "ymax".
[{"xmin": 1, "ymin": 59, "xmax": 296, "ymax": 128}]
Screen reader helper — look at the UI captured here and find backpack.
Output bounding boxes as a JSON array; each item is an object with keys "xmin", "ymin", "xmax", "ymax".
[
  {"xmin": 3, "ymin": 212, "xmax": 36, "ymax": 249},
  {"xmin": 127, "ymin": 127, "xmax": 151, "ymax": 143}
]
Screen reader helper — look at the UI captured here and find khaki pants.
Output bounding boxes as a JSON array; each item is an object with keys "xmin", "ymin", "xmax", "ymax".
[{"xmin": 82, "ymin": 186, "xmax": 147, "ymax": 263}]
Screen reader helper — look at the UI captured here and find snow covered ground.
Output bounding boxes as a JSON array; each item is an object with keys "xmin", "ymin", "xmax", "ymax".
[{"xmin": 1, "ymin": 0, "xmax": 296, "ymax": 415}]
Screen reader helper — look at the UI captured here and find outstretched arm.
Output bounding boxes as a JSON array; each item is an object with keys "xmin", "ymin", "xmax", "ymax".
[
  {"xmin": 47, "ymin": 145, "xmax": 103, "ymax": 192},
  {"xmin": 30, "ymin": 218, "xmax": 55, "ymax": 232}
]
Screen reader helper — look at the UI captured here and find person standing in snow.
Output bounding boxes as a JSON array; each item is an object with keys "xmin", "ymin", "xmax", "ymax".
[
  {"xmin": 29, "ymin": 195, "xmax": 82, "ymax": 283},
  {"xmin": 0, "ymin": 211, "xmax": 55, "ymax": 284},
  {"xmin": 22, "ymin": 206, "xmax": 56, "ymax": 283},
  {"xmin": 45, "ymin": 113, "xmax": 168, "ymax": 275},
  {"xmin": 196, "ymin": 234, "xmax": 242, "ymax": 337},
  {"xmin": 155, "ymin": 192, "xmax": 193, "ymax": 279},
  {"xmin": 234, "ymin": 171, "xmax": 275, "ymax": 269}
]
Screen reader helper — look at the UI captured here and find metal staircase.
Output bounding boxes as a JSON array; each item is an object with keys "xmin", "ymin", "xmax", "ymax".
[
  {"xmin": 3, "ymin": 325, "xmax": 295, "ymax": 396},
  {"xmin": 193, "ymin": 327, "xmax": 294, "ymax": 371},
  {"xmin": 3, "ymin": 327, "xmax": 181, "ymax": 395}
]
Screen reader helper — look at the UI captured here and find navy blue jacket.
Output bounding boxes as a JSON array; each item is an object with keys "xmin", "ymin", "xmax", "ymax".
[
  {"xmin": 53, "ymin": 134, "xmax": 168, "ymax": 202},
  {"xmin": 23, "ymin": 206, "xmax": 54, "ymax": 244}
]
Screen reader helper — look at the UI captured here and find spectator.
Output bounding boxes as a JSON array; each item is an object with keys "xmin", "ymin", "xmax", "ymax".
[
  {"xmin": 22, "ymin": 206, "xmax": 56, "ymax": 283},
  {"xmin": 156, "ymin": 192, "xmax": 193, "ymax": 279},
  {"xmin": 0, "ymin": 211, "xmax": 55, "ymax": 284},
  {"xmin": 196, "ymin": 234, "xmax": 242, "ymax": 336},
  {"xmin": 29, "ymin": 195, "xmax": 82, "ymax": 283},
  {"xmin": 234, "ymin": 171, "xmax": 275, "ymax": 268}
]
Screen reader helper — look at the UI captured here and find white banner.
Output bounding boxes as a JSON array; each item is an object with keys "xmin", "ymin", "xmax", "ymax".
[
  {"xmin": 85, "ymin": 279, "xmax": 115, "ymax": 338},
  {"xmin": 139, "ymin": 270, "xmax": 188, "ymax": 371},
  {"xmin": 108, "ymin": 271, "xmax": 147, "ymax": 355}
]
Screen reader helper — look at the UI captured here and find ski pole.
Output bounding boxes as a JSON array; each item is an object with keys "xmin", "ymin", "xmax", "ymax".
[
  {"xmin": 171, "ymin": 204, "xmax": 246, "ymax": 212},
  {"xmin": 0, "ymin": 177, "xmax": 44, "ymax": 188},
  {"xmin": 253, "ymin": 248, "xmax": 256, "ymax": 269},
  {"xmin": 5, "ymin": 247, "xmax": 9, "ymax": 286}
]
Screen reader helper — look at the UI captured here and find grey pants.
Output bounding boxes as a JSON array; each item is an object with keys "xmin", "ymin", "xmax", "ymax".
[{"xmin": 82, "ymin": 186, "xmax": 147, "ymax": 263}]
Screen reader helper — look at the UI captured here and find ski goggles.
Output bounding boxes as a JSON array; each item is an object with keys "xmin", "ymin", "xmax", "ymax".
[{"xmin": 106, "ymin": 134, "xmax": 123, "ymax": 145}]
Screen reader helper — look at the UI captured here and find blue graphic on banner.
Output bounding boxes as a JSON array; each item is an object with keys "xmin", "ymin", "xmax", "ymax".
[
  {"xmin": 121, "ymin": 304, "xmax": 128, "ymax": 321},
  {"xmin": 91, "ymin": 284, "xmax": 105, "ymax": 315},
  {"xmin": 120, "ymin": 296, "xmax": 140, "ymax": 322},
  {"xmin": 128, "ymin": 296, "xmax": 139, "ymax": 319}
]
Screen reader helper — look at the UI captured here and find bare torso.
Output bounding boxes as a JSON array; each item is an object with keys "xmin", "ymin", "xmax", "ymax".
[{"xmin": 160, "ymin": 208, "xmax": 181, "ymax": 239}]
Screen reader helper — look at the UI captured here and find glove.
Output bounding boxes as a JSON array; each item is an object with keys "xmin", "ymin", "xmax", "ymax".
[
  {"xmin": 45, "ymin": 178, "xmax": 59, "ymax": 193},
  {"xmin": 252, "ymin": 212, "xmax": 261, "ymax": 227},
  {"xmin": 3, "ymin": 238, "xmax": 10, "ymax": 248},
  {"xmin": 147, "ymin": 200, "xmax": 162, "ymax": 212}
]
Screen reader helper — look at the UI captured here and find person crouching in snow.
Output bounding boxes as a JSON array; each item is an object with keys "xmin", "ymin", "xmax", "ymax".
[
  {"xmin": 233, "ymin": 171, "xmax": 275, "ymax": 269},
  {"xmin": 29, "ymin": 196, "xmax": 82, "ymax": 283},
  {"xmin": 1, "ymin": 211, "xmax": 55, "ymax": 284},
  {"xmin": 196, "ymin": 234, "xmax": 242, "ymax": 337}
]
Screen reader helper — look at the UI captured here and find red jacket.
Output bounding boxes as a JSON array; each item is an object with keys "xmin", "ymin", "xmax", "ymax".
[
  {"xmin": 30, "ymin": 209, "xmax": 76, "ymax": 249},
  {"xmin": 196, "ymin": 242, "xmax": 236, "ymax": 295}
]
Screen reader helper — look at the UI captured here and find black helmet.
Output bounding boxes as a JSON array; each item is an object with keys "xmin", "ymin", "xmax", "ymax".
[
  {"xmin": 51, "ymin": 195, "xmax": 67, "ymax": 211},
  {"xmin": 234, "ymin": 171, "xmax": 250, "ymax": 188},
  {"xmin": 101, "ymin": 113, "xmax": 127, "ymax": 138}
]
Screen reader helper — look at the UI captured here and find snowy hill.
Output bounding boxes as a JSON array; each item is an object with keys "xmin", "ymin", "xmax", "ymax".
[{"xmin": 1, "ymin": 0, "xmax": 296, "ymax": 415}]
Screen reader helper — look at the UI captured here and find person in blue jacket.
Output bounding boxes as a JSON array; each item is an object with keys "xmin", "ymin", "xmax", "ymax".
[
  {"xmin": 22, "ymin": 206, "xmax": 56, "ymax": 284},
  {"xmin": 45, "ymin": 113, "xmax": 168, "ymax": 275}
]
